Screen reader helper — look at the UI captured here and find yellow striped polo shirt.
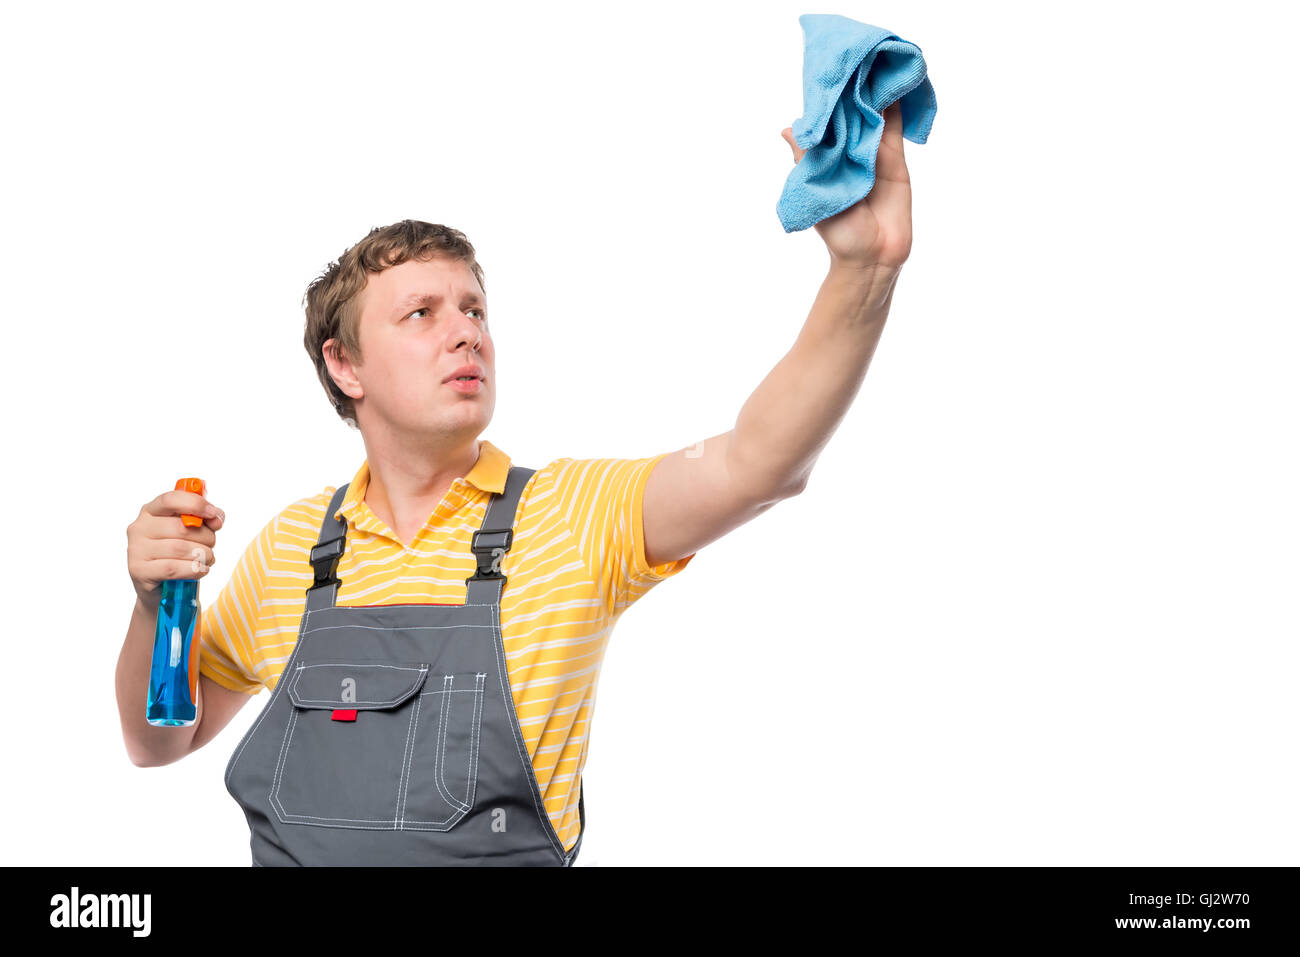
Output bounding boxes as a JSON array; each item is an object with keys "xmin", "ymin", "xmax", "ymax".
[{"xmin": 197, "ymin": 438, "xmax": 694, "ymax": 852}]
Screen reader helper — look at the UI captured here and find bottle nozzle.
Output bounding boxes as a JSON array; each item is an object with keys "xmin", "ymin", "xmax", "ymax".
[{"xmin": 175, "ymin": 477, "xmax": 206, "ymax": 528}]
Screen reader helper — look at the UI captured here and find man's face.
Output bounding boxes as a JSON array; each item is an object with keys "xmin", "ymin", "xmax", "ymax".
[{"xmin": 333, "ymin": 256, "xmax": 495, "ymax": 442}]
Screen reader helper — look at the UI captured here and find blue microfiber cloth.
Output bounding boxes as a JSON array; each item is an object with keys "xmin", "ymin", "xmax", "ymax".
[{"xmin": 777, "ymin": 14, "xmax": 938, "ymax": 233}]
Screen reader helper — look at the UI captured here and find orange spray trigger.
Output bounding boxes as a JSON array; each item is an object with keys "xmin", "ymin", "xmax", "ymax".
[{"xmin": 176, "ymin": 477, "xmax": 207, "ymax": 527}]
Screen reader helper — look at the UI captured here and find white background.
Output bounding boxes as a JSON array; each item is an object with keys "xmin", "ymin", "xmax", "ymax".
[{"xmin": 2, "ymin": 0, "xmax": 1296, "ymax": 867}]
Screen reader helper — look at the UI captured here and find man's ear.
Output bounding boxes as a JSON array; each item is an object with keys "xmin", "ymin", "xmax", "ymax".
[{"xmin": 323, "ymin": 338, "xmax": 364, "ymax": 402}]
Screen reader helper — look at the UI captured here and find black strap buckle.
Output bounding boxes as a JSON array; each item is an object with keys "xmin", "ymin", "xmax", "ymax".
[
  {"xmin": 309, "ymin": 536, "xmax": 345, "ymax": 590},
  {"xmin": 467, "ymin": 528, "xmax": 513, "ymax": 582}
]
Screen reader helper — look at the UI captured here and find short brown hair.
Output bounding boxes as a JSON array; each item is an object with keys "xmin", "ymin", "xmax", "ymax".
[{"xmin": 303, "ymin": 219, "xmax": 487, "ymax": 426}]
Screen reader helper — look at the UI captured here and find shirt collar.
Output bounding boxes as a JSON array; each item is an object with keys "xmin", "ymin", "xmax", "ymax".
[{"xmin": 334, "ymin": 439, "xmax": 512, "ymax": 528}]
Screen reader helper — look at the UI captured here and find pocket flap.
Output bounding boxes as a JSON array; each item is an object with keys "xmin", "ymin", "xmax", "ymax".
[{"xmin": 287, "ymin": 659, "xmax": 429, "ymax": 711}]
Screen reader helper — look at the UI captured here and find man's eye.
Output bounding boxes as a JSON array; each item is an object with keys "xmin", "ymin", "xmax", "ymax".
[{"xmin": 406, "ymin": 307, "xmax": 486, "ymax": 321}]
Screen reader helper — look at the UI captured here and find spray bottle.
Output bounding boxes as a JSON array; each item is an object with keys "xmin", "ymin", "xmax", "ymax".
[{"xmin": 146, "ymin": 477, "xmax": 206, "ymax": 727}]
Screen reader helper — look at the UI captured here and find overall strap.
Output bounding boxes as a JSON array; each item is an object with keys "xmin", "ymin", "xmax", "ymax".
[
  {"xmin": 304, "ymin": 465, "xmax": 536, "ymax": 611},
  {"xmin": 465, "ymin": 465, "xmax": 535, "ymax": 606},
  {"xmin": 305, "ymin": 483, "xmax": 350, "ymax": 612}
]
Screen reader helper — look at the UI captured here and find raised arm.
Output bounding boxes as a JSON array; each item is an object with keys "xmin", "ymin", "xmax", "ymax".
[{"xmin": 642, "ymin": 101, "xmax": 911, "ymax": 568}]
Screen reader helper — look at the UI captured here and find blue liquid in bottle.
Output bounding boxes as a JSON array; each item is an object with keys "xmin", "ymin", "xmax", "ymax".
[{"xmin": 146, "ymin": 578, "xmax": 199, "ymax": 726}]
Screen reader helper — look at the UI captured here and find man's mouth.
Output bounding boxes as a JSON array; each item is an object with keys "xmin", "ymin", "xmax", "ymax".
[
  {"xmin": 446, "ymin": 376, "xmax": 484, "ymax": 393},
  {"xmin": 443, "ymin": 364, "xmax": 485, "ymax": 384}
]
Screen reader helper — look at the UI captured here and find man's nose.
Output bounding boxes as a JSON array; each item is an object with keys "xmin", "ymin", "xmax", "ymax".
[{"xmin": 447, "ymin": 315, "xmax": 483, "ymax": 352}]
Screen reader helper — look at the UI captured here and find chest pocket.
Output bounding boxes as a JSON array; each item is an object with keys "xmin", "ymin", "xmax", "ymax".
[{"xmin": 270, "ymin": 659, "xmax": 487, "ymax": 831}]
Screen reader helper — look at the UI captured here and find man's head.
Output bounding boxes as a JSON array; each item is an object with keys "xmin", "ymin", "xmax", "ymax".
[{"xmin": 304, "ymin": 220, "xmax": 495, "ymax": 444}]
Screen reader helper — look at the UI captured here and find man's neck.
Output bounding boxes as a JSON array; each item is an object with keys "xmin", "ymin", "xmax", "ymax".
[{"xmin": 360, "ymin": 436, "xmax": 482, "ymax": 548}]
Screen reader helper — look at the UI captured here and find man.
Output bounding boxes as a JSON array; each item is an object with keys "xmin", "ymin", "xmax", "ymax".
[{"xmin": 118, "ymin": 104, "xmax": 911, "ymax": 865}]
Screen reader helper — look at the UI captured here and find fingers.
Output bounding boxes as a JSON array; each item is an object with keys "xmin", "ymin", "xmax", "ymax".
[
  {"xmin": 140, "ymin": 546, "xmax": 217, "ymax": 581},
  {"xmin": 129, "ymin": 489, "xmax": 226, "ymax": 598},
  {"xmin": 784, "ymin": 103, "xmax": 905, "ymax": 171},
  {"xmin": 158, "ymin": 538, "xmax": 217, "ymax": 573},
  {"xmin": 181, "ymin": 521, "xmax": 218, "ymax": 548},
  {"xmin": 881, "ymin": 100, "xmax": 904, "ymax": 147},
  {"xmin": 875, "ymin": 100, "xmax": 909, "ymax": 183},
  {"xmin": 148, "ymin": 488, "xmax": 225, "ymax": 524},
  {"xmin": 134, "ymin": 490, "xmax": 221, "ymax": 553},
  {"xmin": 782, "ymin": 126, "xmax": 805, "ymax": 165},
  {"xmin": 144, "ymin": 515, "xmax": 217, "ymax": 549},
  {"xmin": 126, "ymin": 526, "xmax": 218, "ymax": 593}
]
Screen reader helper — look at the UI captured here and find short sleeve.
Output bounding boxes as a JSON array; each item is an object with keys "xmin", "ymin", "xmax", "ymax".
[
  {"xmin": 549, "ymin": 453, "xmax": 695, "ymax": 614},
  {"xmin": 197, "ymin": 513, "xmax": 278, "ymax": 695}
]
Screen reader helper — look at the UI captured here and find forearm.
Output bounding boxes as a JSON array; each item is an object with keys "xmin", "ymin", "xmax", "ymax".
[
  {"xmin": 115, "ymin": 595, "xmax": 200, "ymax": 767},
  {"xmin": 728, "ymin": 261, "xmax": 901, "ymax": 497}
]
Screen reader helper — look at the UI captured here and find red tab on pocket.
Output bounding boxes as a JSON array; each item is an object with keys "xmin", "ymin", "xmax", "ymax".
[{"xmin": 331, "ymin": 709, "xmax": 358, "ymax": 721}]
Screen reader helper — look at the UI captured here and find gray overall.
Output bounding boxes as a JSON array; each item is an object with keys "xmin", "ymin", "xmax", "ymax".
[{"xmin": 223, "ymin": 465, "xmax": 585, "ymax": 866}]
